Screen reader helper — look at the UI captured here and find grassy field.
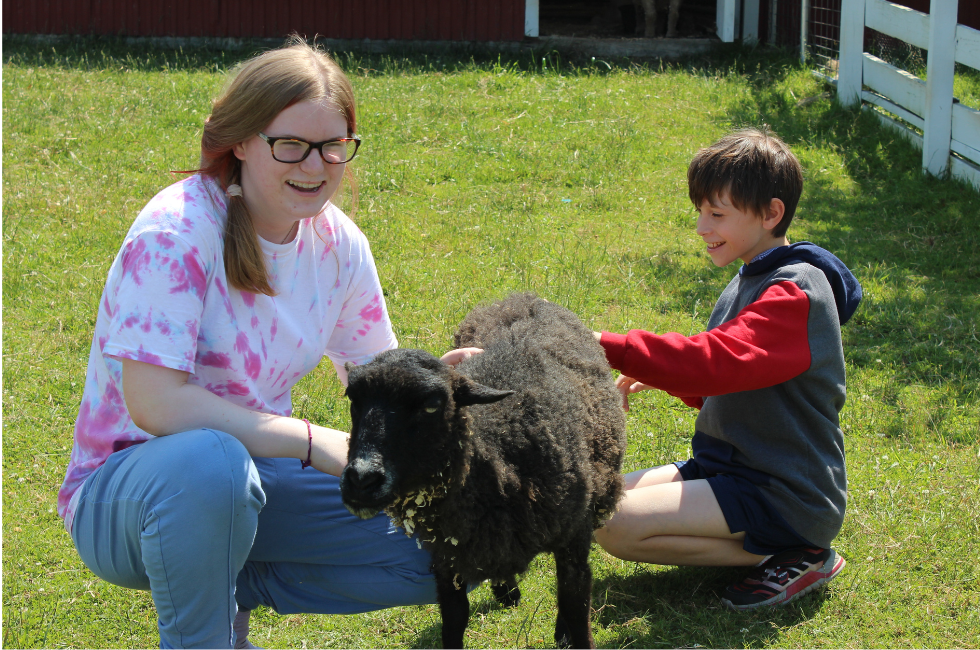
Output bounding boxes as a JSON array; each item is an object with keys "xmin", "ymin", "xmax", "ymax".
[{"xmin": 3, "ymin": 36, "xmax": 979, "ymax": 648}]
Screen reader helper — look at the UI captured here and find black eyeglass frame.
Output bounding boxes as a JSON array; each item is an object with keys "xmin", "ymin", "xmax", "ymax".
[{"xmin": 258, "ymin": 132, "xmax": 361, "ymax": 164}]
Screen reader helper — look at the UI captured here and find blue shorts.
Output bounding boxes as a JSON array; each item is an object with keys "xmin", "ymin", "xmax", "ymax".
[{"xmin": 675, "ymin": 458, "xmax": 815, "ymax": 556}]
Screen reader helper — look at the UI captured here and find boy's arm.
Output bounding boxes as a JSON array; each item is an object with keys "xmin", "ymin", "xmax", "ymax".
[{"xmin": 600, "ymin": 281, "xmax": 812, "ymax": 398}]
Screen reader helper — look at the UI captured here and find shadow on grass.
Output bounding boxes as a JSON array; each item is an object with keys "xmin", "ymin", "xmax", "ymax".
[
  {"xmin": 592, "ymin": 564, "xmax": 828, "ymax": 648},
  {"xmin": 405, "ymin": 584, "xmax": 529, "ymax": 649}
]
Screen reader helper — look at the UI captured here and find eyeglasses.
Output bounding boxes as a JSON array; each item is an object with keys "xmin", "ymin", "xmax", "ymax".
[{"xmin": 258, "ymin": 132, "xmax": 361, "ymax": 164}]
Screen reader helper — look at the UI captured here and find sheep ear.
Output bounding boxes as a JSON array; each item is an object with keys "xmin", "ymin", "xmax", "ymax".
[
  {"xmin": 344, "ymin": 362, "xmax": 356, "ymax": 373},
  {"xmin": 453, "ymin": 376, "xmax": 514, "ymax": 406}
]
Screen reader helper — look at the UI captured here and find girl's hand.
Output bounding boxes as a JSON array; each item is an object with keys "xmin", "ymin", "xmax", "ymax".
[
  {"xmin": 615, "ymin": 374, "xmax": 653, "ymax": 412},
  {"xmin": 440, "ymin": 347, "xmax": 483, "ymax": 366}
]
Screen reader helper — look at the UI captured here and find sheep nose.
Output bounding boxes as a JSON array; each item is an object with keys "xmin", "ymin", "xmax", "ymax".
[{"xmin": 349, "ymin": 464, "xmax": 385, "ymax": 493}]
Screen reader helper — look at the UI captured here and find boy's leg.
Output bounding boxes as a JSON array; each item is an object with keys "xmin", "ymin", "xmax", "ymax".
[
  {"xmin": 71, "ymin": 429, "xmax": 263, "ymax": 649},
  {"xmin": 234, "ymin": 457, "xmax": 438, "ymax": 616},
  {"xmin": 594, "ymin": 476, "xmax": 766, "ymax": 567},
  {"xmin": 622, "ymin": 463, "xmax": 685, "ymax": 490}
]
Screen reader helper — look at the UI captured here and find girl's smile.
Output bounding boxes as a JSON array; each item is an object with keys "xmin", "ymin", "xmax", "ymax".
[{"xmin": 233, "ymin": 99, "xmax": 349, "ymax": 244}]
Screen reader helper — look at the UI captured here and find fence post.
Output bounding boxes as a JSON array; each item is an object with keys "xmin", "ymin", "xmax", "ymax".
[
  {"xmin": 837, "ymin": 0, "xmax": 867, "ymax": 107},
  {"xmin": 525, "ymin": 0, "xmax": 539, "ymax": 37},
  {"xmin": 743, "ymin": 0, "xmax": 760, "ymax": 42},
  {"xmin": 800, "ymin": 0, "xmax": 811, "ymax": 63},
  {"xmin": 922, "ymin": 0, "xmax": 958, "ymax": 176},
  {"xmin": 769, "ymin": 0, "xmax": 779, "ymax": 44},
  {"xmin": 716, "ymin": 0, "xmax": 738, "ymax": 42}
]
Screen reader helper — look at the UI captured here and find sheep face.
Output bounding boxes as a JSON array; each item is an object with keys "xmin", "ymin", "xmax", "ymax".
[{"xmin": 341, "ymin": 348, "xmax": 513, "ymax": 520}]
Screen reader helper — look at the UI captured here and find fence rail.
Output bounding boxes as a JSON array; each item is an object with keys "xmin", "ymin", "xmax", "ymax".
[{"xmin": 838, "ymin": 0, "xmax": 980, "ymax": 189}]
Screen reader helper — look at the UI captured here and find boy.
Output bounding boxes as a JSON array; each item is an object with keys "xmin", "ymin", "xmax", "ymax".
[{"xmin": 593, "ymin": 128, "xmax": 862, "ymax": 610}]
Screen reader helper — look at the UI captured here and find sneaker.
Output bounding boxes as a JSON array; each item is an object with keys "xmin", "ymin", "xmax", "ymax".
[{"xmin": 720, "ymin": 547, "xmax": 846, "ymax": 611}]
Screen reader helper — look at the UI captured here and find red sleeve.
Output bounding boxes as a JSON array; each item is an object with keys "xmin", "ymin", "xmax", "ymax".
[
  {"xmin": 600, "ymin": 281, "xmax": 811, "ymax": 398},
  {"xmin": 677, "ymin": 395, "xmax": 705, "ymax": 410}
]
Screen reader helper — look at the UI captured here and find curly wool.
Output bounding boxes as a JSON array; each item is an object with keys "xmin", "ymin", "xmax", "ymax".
[{"xmin": 414, "ymin": 293, "xmax": 626, "ymax": 584}]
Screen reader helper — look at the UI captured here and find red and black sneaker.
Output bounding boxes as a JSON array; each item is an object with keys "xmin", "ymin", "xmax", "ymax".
[{"xmin": 721, "ymin": 547, "xmax": 845, "ymax": 610}]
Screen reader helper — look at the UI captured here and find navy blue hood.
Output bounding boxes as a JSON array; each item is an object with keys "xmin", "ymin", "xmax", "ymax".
[{"xmin": 740, "ymin": 242, "xmax": 863, "ymax": 325}]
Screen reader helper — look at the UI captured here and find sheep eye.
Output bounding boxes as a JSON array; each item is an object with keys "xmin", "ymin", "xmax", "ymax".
[{"xmin": 422, "ymin": 397, "xmax": 443, "ymax": 414}]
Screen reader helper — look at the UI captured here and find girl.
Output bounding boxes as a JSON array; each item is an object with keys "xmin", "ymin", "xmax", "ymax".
[{"xmin": 59, "ymin": 37, "xmax": 474, "ymax": 648}]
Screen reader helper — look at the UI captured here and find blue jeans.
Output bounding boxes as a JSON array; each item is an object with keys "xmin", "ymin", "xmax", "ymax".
[{"xmin": 70, "ymin": 429, "xmax": 437, "ymax": 648}]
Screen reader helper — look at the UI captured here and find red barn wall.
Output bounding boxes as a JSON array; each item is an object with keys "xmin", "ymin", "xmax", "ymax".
[
  {"xmin": 890, "ymin": 0, "xmax": 980, "ymax": 29},
  {"xmin": 1, "ymin": 0, "xmax": 527, "ymax": 42}
]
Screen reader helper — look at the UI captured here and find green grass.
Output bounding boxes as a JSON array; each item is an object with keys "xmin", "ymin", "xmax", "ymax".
[{"xmin": 3, "ymin": 35, "xmax": 979, "ymax": 648}]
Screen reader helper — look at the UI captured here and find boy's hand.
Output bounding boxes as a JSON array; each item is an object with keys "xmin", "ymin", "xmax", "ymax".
[{"xmin": 615, "ymin": 374, "xmax": 653, "ymax": 411}]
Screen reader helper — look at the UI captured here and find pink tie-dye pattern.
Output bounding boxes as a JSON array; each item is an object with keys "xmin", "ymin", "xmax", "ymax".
[
  {"xmin": 215, "ymin": 278, "xmax": 236, "ymax": 319},
  {"xmin": 169, "ymin": 250, "xmax": 208, "ymax": 298},
  {"xmin": 140, "ymin": 308, "xmax": 153, "ymax": 333},
  {"xmin": 76, "ymin": 386, "xmax": 125, "ymax": 436},
  {"xmin": 130, "ymin": 346, "xmax": 164, "ymax": 366},
  {"xmin": 225, "ymin": 381, "xmax": 250, "ymax": 396},
  {"xmin": 60, "ymin": 175, "xmax": 397, "ymax": 526},
  {"xmin": 102, "ymin": 295, "xmax": 116, "ymax": 318},
  {"xmin": 200, "ymin": 351, "xmax": 232, "ymax": 369},
  {"xmin": 359, "ymin": 295, "xmax": 384, "ymax": 323},
  {"xmin": 234, "ymin": 333, "xmax": 262, "ymax": 380},
  {"xmin": 121, "ymin": 238, "xmax": 151, "ymax": 286}
]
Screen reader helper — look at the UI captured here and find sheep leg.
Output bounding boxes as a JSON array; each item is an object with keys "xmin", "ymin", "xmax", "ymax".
[
  {"xmin": 666, "ymin": 0, "xmax": 681, "ymax": 38},
  {"xmin": 491, "ymin": 575, "xmax": 521, "ymax": 608},
  {"xmin": 435, "ymin": 570, "xmax": 470, "ymax": 649},
  {"xmin": 552, "ymin": 540, "xmax": 596, "ymax": 649},
  {"xmin": 640, "ymin": 0, "xmax": 658, "ymax": 37}
]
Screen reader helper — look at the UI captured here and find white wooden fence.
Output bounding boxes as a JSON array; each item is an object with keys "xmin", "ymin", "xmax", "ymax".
[
  {"xmin": 837, "ymin": 0, "xmax": 980, "ymax": 189},
  {"xmin": 716, "ymin": 0, "xmax": 761, "ymax": 43}
]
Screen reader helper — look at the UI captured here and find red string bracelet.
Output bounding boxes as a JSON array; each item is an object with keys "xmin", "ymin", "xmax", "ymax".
[{"xmin": 300, "ymin": 418, "xmax": 313, "ymax": 469}]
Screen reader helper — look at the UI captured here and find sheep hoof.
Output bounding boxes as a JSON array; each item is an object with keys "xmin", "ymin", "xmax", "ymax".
[
  {"xmin": 554, "ymin": 615, "xmax": 577, "ymax": 649},
  {"xmin": 491, "ymin": 580, "xmax": 521, "ymax": 608}
]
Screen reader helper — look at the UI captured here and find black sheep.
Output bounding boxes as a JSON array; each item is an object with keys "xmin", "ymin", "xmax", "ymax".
[{"xmin": 340, "ymin": 293, "xmax": 627, "ymax": 649}]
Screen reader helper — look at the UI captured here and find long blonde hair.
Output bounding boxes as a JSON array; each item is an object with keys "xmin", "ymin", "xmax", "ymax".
[{"xmin": 197, "ymin": 36, "xmax": 357, "ymax": 295}]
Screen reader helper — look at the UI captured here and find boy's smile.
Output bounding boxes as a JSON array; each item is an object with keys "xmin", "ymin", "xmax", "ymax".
[{"xmin": 696, "ymin": 193, "xmax": 789, "ymax": 267}]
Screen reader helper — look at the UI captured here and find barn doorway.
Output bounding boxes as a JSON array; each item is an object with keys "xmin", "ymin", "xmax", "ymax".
[{"xmin": 538, "ymin": 0, "xmax": 719, "ymax": 39}]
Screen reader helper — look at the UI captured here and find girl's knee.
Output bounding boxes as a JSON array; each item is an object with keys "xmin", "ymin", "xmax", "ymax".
[{"xmin": 146, "ymin": 429, "xmax": 263, "ymax": 513}]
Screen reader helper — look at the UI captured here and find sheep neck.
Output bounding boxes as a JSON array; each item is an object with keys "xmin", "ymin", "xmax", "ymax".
[{"xmin": 383, "ymin": 416, "xmax": 475, "ymax": 549}]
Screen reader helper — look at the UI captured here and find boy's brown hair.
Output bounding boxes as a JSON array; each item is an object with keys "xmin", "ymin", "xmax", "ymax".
[{"xmin": 687, "ymin": 128, "xmax": 803, "ymax": 238}]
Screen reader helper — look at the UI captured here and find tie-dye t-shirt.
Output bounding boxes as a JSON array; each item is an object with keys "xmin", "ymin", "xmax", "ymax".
[{"xmin": 58, "ymin": 175, "xmax": 397, "ymax": 530}]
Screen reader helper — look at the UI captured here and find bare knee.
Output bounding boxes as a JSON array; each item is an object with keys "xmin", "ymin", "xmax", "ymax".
[{"xmin": 594, "ymin": 517, "xmax": 638, "ymax": 561}]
